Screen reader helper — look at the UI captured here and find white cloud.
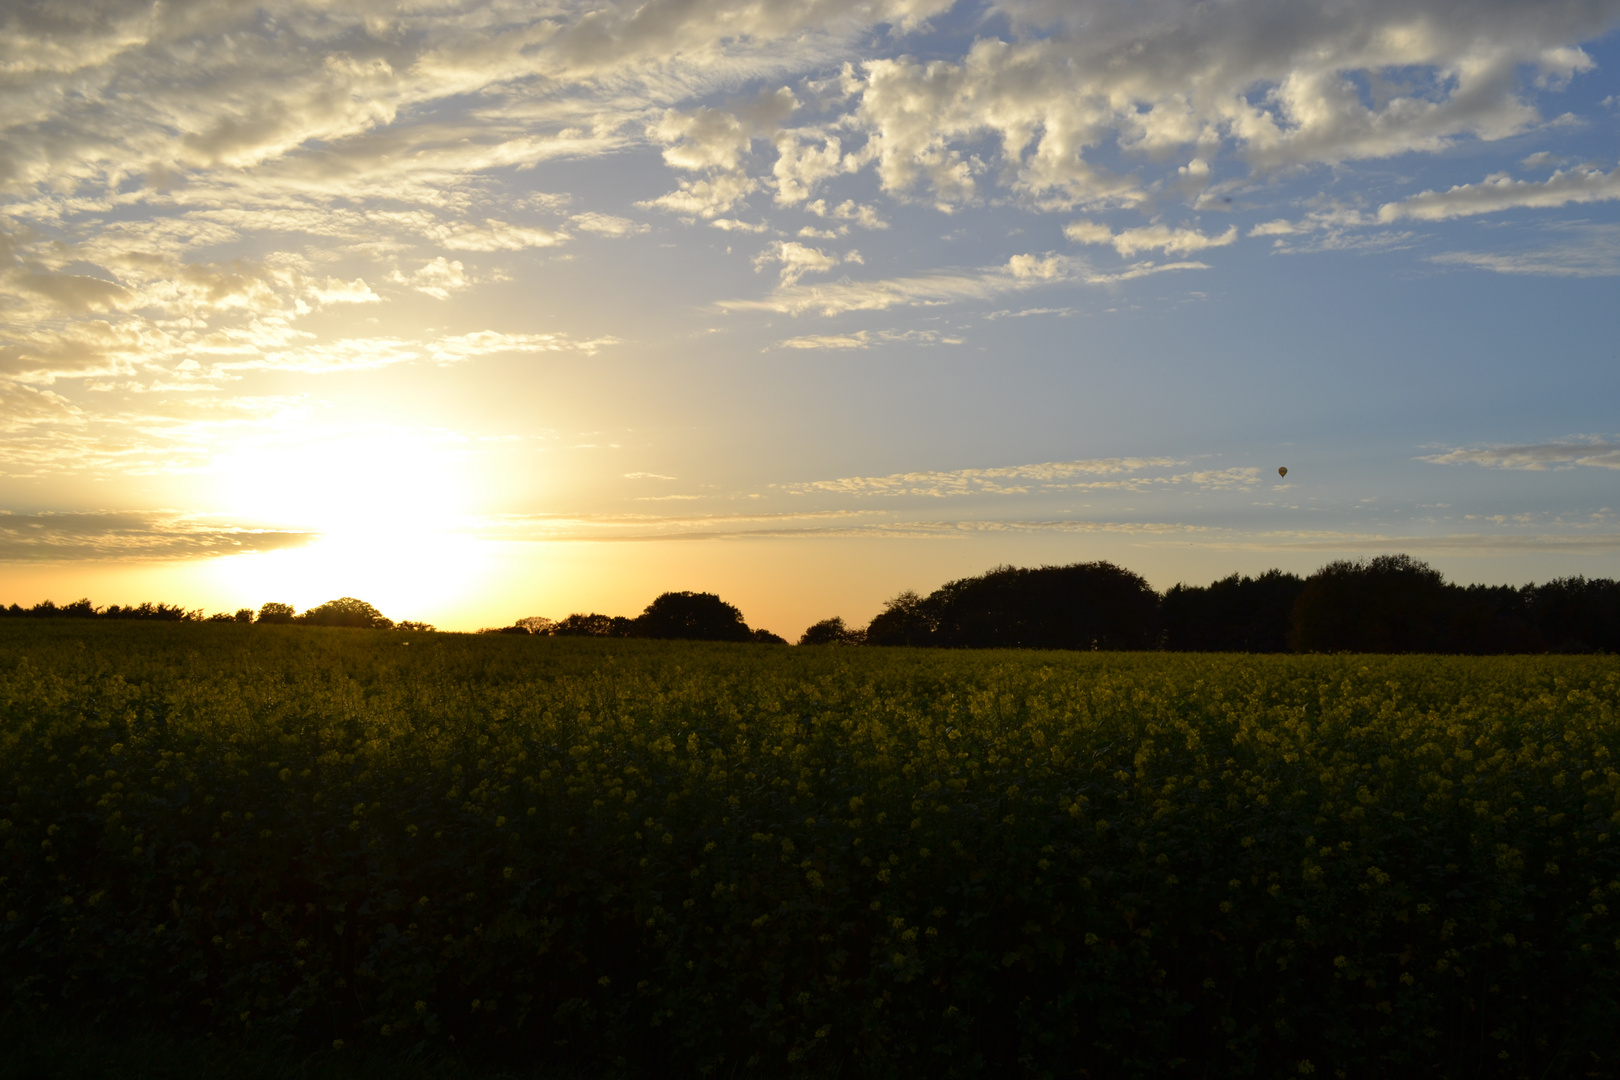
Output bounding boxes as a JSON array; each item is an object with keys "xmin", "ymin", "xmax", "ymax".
[
  {"xmin": 1065, "ymin": 220, "xmax": 1239, "ymax": 256},
  {"xmin": 771, "ymin": 328, "xmax": 964, "ymax": 350},
  {"xmin": 754, "ymin": 241, "xmax": 842, "ymax": 285},
  {"xmin": 805, "ymin": 199, "xmax": 888, "ymax": 230},
  {"xmin": 723, "ymin": 252, "xmax": 1208, "ymax": 315},
  {"xmin": 388, "ymin": 257, "xmax": 470, "ymax": 299},
  {"xmin": 709, "ymin": 217, "xmax": 771, "ymax": 233},
  {"xmin": 570, "ymin": 213, "xmax": 650, "ymax": 237},
  {"xmin": 1420, "ymin": 437, "xmax": 1620, "ymax": 471},
  {"xmin": 434, "ymin": 220, "xmax": 570, "ymax": 252},
  {"xmin": 1378, "ymin": 162, "xmax": 1620, "ymax": 222},
  {"xmin": 771, "ymin": 456, "xmax": 1269, "ymax": 498}
]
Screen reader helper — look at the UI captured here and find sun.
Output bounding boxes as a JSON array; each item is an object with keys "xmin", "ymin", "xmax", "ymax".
[
  {"xmin": 202, "ymin": 425, "xmax": 504, "ymax": 623},
  {"xmin": 210, "ymin": 425, "xmax": 480, "ymax": 539}
]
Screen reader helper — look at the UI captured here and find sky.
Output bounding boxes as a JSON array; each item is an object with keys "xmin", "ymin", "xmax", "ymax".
[{"xmin": 3, "ymin": 0, "xmax": 1620, "ymax": 636}]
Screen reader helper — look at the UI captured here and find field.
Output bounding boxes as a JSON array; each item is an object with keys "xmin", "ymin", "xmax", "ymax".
[{"xmin": 2, "ymin": 622, "xmax": 1618, "ymax": 1078}]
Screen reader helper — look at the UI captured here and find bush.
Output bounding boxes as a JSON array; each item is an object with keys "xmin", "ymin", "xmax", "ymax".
[{"xmin": 799, "ymin": 617, "xmax": 864, "ymax": 646}]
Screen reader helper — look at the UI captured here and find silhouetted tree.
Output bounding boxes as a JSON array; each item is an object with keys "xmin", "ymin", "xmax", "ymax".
[
  {"xmin": 799, "ymin": 616, "xmax": 865, "ymax": 646},
  {"xmin": 553, "ymin": 613, "xmax": 634, "ymax": 637},
  {"xmin": 751, "ymin": 628, "xmax": 788, "ymax": 644},
  {"xmin": 1162, "ymin": 570, "xmax": 1305, "ymax": 652},
  {"xmin": 515, "ymin": 616, "xmax": 555, "ymax": 635},
  {"xmin": 297, "ymin": 597, "xmax": 394, "ymax": 629},
  {"xmin": 1290, "ymin": 555, "xmax": 1451, "ymax": 653},
  {"xmin": 937, "ymin": 563, "xmax": 1161, "ymax": 650},
  {"xmin": 633, "ymin": 591, "xmax": 753, "ymax": 642},
  {"xmin": 258, "ymin": 602, "xmax": 296, "ymax": 625},
  {"xmin": 864, "ymin": 591, "xmax": 937, "ymax": 647},
  {"xmin": 102, "ymin": 602, "xmax": 192, "ymax": 621},
  {"xmin": 397, "ymin": 620, "xmax": 436, "ymax": 632},
  {"xmin": 1442, "ymin": 584, "xmax": 1542, "ymax": 654},
  {"xmin": 864, "ymin": 564, "xmax": 1159, "ymax": 651},
  {"xmin": 1526, "ymin": 576, "xmax": 1620, "ymax": 652}
]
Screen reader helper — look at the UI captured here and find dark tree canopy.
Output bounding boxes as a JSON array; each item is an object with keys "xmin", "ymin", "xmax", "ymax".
[
  {"xmin": 864, "ymin": 591, "xmax": 935, "ymax": 647},
  {"xmin": 257, "ymin": 602, "xmax": 296, "ymax": 625},
  {"xmin": 799, "ymin": 616, "xmax": 864, "ymax": 646},
  {"xmin": 931, "ymin": 562, "xmax": 1159, "ymax": 650},
  {"xmin": 552, "ymin": 613, "xmax": 635, "ymax": 638},
  {"xmin": 296, "ymin": 597, "xmax": 394, "ymax": 630},
  {"xmin": 633, "ymin": 591, "xmax": 753, "ymax": 642},
  {"xmin": 1289, "ymin": 555, "xmax": 1451, "ymax": 653},
  {"xmin": 865, "ymin": 563, "xmax": 1159, "ymax": 650},
  {"xmin": 1162, "ymin": 570, "xmax": 1305, "ymax": 652}
]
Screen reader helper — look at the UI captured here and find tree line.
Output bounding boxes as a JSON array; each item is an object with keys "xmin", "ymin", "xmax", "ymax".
[
  {"xmin": 0, "ymin": 597, "xmax": 432, "ymax": 631},
  {"xmin": 9, "ymin": 555, "xmax": 1619, "ymax": 652},
  {"xmin": 481, "ymin": 591, "xmax": 787, "ymax": 644},
  {"xmin": 801, "ymin": 555, "xmax": 1620, "ymax": 654}
]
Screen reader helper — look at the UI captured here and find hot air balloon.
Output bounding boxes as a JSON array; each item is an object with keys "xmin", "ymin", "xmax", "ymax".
[{"xmin": 1278, "ymin": 467, "xmax": 1288, "ymax": 478}]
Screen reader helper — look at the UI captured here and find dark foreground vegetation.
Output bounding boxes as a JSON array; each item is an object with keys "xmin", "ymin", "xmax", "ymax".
[{"xmin": 3, "ymin": 622, "xmax": 1617, "ymax": 1077}]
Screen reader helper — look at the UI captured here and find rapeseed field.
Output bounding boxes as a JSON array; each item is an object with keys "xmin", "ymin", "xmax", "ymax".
[{"xmin": 2, "ymin": 621, "xmax": 1617, "ymax": 1077}]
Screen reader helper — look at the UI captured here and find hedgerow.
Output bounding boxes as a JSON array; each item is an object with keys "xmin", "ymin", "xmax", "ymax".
[{"xmin": 2, "ymin": 622, "xmax": 1618, "ymax": 1077}]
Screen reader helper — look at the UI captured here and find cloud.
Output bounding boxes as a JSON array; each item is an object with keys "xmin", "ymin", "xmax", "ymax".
[
  {"xmin": 1421, "ymin": 222, "xmax": 1620, "ymax": 277},
  {"xmin": 388, "ymin": 257, "xmax": 471, "ymax": 299},
  {"xmin": 754, "ymin": 241, "xmax": 842, "ymax": 285},
  {"xmin": 836, "ymin": 2, "xmax": 1616, "ymax": 210},
  {"xmin": 723, "ymin": 252, "xmax": 1207, "ymax": 316},
  {"xmin": 433, "ymin": 220, "xmax": 570, "ymax": 252},
  {"xmin": 773, "ymin": 457, "xmax": 1269, "ymax": 498},
  {"xmin": 0, "ymin": 510, "xmax": 316, "ymax": 561},
  {"xmin": 1065, "ymin": 220, "xmax": 1239, "ymax": 256},
  {"xmin": 805, "ymin": 199, "xmax": 888, "ymax": 230},
  {"xmin": 1378, "ymin": 162, "xmax": 1620, "ymax": 222},
  {"xmin": 570, "ymin": 213, "xmax": 650, "ymax": 237},
  {"xmin": 1419, "ymin": 437, "xmax": 1620, "ymax": 471},
  {"xmin": 641, "ymin": 90, "xmax": 800, "ymax": 218},
  {"xmin": 0, "ymin": 382, "xmax": 85, "ymax": 432},
  {"xmin": 772, "ymin": 328, "xmax": 964, "ymax": 349},
  {"xmin": 463, "ymin": 509, "xmax": 1203, "ymax": 543}
]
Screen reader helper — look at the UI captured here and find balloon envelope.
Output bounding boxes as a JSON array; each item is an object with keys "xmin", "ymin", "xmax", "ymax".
[{"xmin": 1278, "ymin": 467, "xmax": 1288, "ymax": 478}]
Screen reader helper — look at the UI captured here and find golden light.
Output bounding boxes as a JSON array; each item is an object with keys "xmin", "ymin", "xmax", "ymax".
[{"xmin": 200, "ymin": 425, "xmax": 507, "ymax": 624}]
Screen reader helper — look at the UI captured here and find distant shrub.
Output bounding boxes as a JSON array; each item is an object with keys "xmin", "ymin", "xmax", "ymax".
[{"xmin": 798, "ymin": 616, "xmax": 864, "ymax": 645}]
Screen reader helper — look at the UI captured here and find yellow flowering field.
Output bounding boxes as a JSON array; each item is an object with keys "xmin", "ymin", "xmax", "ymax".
[{"xmin": 2, "ymin": 622, "xmax": 1618, "ymax": 1077}]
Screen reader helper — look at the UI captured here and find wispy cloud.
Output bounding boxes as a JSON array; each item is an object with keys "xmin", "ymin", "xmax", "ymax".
[
  {"xmin": 1065, "ymin": 220, "xmax": 1238, "ymax": 257},
  {"xmin": 775, "ymin": 457, "xmax": 1262, "ymax": 497},
  {"xmin": 1379, "ymin": 163, "xmax": 1620, "ymax": 222},
  {"xmin": 771, "ymin": 328, "xmax": 963, "ymax": 350},
  {"xmin": 1426, "ymin": 224, "xmax": 1620, "ymax": 277},
  {"xmin": 1419, "ymin": 437, "xmax": 1620, "ymax": 470},
  {"xmin": 0, "ymin": 511, "xmax": 315, "ymax": 561},
  {"xmin": 463, "ymin": 509, "xmax": 1203, "ymax": 543},
  {"xmin": 721, "ymin": 254, "xmax": 1207, "ymax": 316}
]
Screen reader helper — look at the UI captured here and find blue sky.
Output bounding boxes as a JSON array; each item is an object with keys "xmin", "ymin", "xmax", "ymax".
[{"xmin": 2, "ymin": 0, "xmax": 1618, "ymax": 633}]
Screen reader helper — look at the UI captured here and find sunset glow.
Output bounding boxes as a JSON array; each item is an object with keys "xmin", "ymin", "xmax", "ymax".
[{"xmin": 4, "ymin": 0, "xmax": 1619, "ymax": 633}]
